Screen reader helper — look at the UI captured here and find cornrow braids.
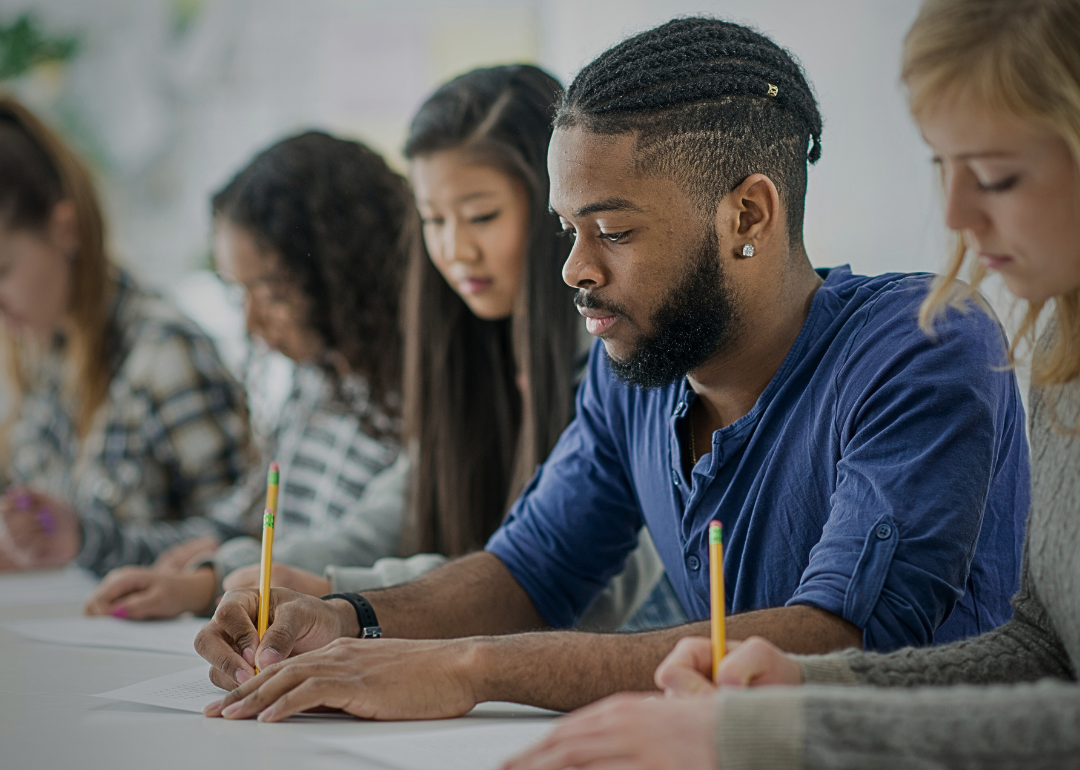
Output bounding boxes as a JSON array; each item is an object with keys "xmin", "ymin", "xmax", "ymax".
[{"xmin": 557, "ymin": 17, "xmax": 823, "ymax": 241}]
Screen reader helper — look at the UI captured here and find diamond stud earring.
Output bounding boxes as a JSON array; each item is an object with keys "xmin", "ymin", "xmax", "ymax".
[{"xmin": 741, "ymin": 244, "xmax": 755, "ymax": 257}]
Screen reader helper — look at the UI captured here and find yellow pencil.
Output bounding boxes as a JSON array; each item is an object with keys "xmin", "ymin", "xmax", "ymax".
[
  {"xmin": 255, "ymin": 461, "xmax": 279, "ymax": 673},
  {"xmin": 709, "ymin": 520, "xmax": 726, "ymax": 682}
]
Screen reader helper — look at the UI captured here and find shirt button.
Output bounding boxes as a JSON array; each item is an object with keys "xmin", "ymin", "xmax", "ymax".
[
  {"xmin": 687, "ymin": 555, "xmax": 701, "ymax": 571},
  {"xmin": 671, "ymin": 471, "xmax": 680, "ymax": 487},
  {"xmin": 875, "ymin": 523, "xmax": 893, "ymax": 540}
]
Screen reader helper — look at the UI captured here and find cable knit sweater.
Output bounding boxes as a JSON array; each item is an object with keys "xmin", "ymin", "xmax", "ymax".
[{"xmin": 715, "ymin": 368, "xmax": 1080, "ymax": 769}]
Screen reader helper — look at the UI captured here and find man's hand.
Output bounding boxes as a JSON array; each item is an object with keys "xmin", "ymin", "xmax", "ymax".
[
  {"xmin": 654, "ymin": 635, "xmax": 803, "ymax": 698},
  {"xmin": 83, "ymin": 567, "xmax": 217, "ymax": 619},
  {"xmin": 223, "ymin": 563, "xmax": 331, "ymax": 596},
  {"xmin": 0, "ymin": 488, "xmax": 81, "ymax": 570},
  {"xmin": 203, "ymin": 636, "xmax": 483, "ymax": 722},
  {"xmin": 501, "ymin": 693, "xmax": 718, "ymax": 770},
  {"xmin": 153, "ymin": 536, "xmax": 220, "ymax": 573},
  {"xmin": 195, "ymin": 588, "xmax": 358, "ymax": 688}
]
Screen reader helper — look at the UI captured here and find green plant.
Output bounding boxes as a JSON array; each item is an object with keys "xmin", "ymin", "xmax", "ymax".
[{"xmin": 0, "ymin": 13, "xmax": 79, "ymax": 81}]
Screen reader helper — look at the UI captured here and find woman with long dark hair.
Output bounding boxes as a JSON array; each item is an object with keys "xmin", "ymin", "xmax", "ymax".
[{"xmin": 234, "ymin": 66, "xmax": 667, "ymax": 630}]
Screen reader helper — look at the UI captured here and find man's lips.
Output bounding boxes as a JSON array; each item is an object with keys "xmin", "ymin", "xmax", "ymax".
[{"xmin": 577, "ymin": 306, "xmax": 618, "ymax": 336}]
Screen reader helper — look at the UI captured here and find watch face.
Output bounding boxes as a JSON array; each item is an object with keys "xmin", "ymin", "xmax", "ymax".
[{"xmin": 361, "ymin": 626, "xmax": 382, "ymax": 639}]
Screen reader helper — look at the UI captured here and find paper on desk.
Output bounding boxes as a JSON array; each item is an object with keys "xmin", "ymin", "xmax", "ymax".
[
  {"xmin": 93, "ymin": 666, "xmax": 226, "ymax": 713},
  {"xmin": 313, "ymin": 721, "xmax": 557, "ymax": 770},
  {"xmin": 0, "ymin": 566, "xmax": 98, "ymax": 606},
  {"xmin": 3, "ymin": 615, "xmax": 205, "ymax": 656}
]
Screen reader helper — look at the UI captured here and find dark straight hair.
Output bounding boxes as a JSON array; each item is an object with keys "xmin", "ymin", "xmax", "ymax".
[{"xmin": 402, "ymin": 65, "xmax": 578, "ymax": 557}]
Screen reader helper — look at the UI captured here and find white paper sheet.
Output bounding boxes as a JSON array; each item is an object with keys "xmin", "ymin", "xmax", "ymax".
[
  {"xmin": 92, "ymin": 666, "xmax": 226, "ymax": 713},
  {"xmin": 3, "ymin": 615, "xmax": 205, "ymax": 656},
  {"xmin": 0, "ymin": 567, "xmax": 99, "ymax": 606},
  {"xmin": 313, "ymin": 721, "xmax": 557, "ymax": 770}
]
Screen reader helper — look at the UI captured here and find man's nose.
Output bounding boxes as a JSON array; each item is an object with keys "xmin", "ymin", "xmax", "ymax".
[{"xmin": 562, "ymin": 237, "xmax": 605, "ymax": 289}]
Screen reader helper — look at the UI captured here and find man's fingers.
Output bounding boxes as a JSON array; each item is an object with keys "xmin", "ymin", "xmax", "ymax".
[
  {"xmin": 255, "ymin": 677, "xmax": 350, "ymax": 722},
  {"xmin": 195, "ymin": 591, "xmax": 260, "ymax": 684},
  {"xmin": 220, "ymin": 663, "xmax": 307, "ymax": 720},
  {"xmin": 207, "ymin": 665, "xmax": 239, "ymax": 694},
  {"xmin": 195, "ymin": 619, "xmax": 254, "ymax": 685},
  {"xmin": 655, "ymin": 636, "xmax": 715, "ymax": 695},
  {"xmin": 253, "ymin": 593, "xmax": 307, "ymax": 668}
]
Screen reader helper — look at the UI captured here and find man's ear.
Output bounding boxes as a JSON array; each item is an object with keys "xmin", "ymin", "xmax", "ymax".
[
  {"xmin": 714, "ymin": 174, "xmax": 782, "ymax": 257},
  {"xmin": 47, "ymin": 199, "xmax": 79, "ymax": 255}
]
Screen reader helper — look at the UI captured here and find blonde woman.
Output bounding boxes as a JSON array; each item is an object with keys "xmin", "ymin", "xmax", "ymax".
[
  {"xmin": 0, "ymin": 97, "xmax": 247, "ymax": 576},
  {"xmin": 505, "ymin": 1, "xmax": 1080, "ymax": 768}
]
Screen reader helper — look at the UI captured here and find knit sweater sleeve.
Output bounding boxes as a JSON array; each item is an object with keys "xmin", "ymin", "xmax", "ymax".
[
  {"xmin": 716, "ymin": 679, "xmax": 1080, "ymax": 770},
  {"xmin": 798, "ymin": 542, "xmax": 1074, "ymax": 688}
]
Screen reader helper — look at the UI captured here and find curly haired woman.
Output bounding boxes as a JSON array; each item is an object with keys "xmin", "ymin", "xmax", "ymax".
[{"xmin": 83, "ymin": 131, "xmax": 417, "ymax": 618}]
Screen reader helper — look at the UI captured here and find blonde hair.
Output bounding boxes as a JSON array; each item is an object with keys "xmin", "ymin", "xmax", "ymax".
[
  {"xmin": 908, "ymin": 0, "xmax": 1080, "ymax": 387},
  {"xmin": 0, "ymin": 95, "xmax": 113, "ymax": 439}
]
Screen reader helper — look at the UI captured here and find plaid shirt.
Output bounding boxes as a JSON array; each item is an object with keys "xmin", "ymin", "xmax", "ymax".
[{"xmin": 3, "ymin": 271, "xmax": 248, "ymax": 575}]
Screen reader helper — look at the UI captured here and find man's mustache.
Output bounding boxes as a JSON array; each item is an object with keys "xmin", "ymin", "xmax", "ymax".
[{"xmin": 574, "ymin": 290, "xmax": 624, "ymax": 316}]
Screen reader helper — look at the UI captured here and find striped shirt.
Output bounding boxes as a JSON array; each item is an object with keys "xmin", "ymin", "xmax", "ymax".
[
  {"xmin": 2, "ymin": 270, "xmax": 248, "ymax": 576},
  {"xmin": 208, "ymin": 358, "xmax": 403, "ymax": 580}
]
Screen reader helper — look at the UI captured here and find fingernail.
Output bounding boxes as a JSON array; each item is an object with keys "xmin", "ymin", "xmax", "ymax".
[
  {"xmin": 221, "ymin": 702, "xmax": 242, "ymax": 718},
  {"xmin": 235, "ymin": 669, "xmax": 251, "ymax": 684},
  {"xmin": 110, "ymin": 606, "xmax": 128, "ymax": 619},
  {"xmin": 256, "ymin": 648, "xmax": 282, "ymax": 668},
  {"xmin": 242, "ymin": 647, "xmax": 255, "ymax": 665},
  {"xmin": 203, "ymin": 700, "xmax": 223, "ymax": 716},
  {"xmin": 257, "ymin": 706, "xmax": 275, "ymax": 722},
  {"xmin": 36, "ymin": 510, "xmax": 55, "ymax": 534}
]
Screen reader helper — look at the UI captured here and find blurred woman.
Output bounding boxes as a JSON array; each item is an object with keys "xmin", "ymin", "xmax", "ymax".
[
  {"xmin": 505, "ymin": 1, "xmax": 1080, "ymax": 767},
  {"xmin": 227, "ymin": 65, "xmax": 670, "ymax": 631},
  {"xmin": 84, "ymin": 131, "xmax": 415, "ymax": 618},
  {"xmin": 0, "ymin": 96, "xmax": 247, "ymax": 576}
]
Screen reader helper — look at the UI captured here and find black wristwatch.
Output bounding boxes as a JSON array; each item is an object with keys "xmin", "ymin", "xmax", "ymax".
[{"xmin": 321, "ymin": 592, "xmax": 382, "ymax": 638}]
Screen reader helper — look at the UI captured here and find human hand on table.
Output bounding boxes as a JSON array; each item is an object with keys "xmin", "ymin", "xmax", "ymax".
[
  {"xmin": 195, "ymin": 587, "xmax": 358, "ymax": 689},
  {"xmin": 84, "ymin": 566, "xmax": 217, "ymax": 619},
  {"xmin": 0, "ymin": 487, "xmax": 81, "ymax": 570},
  {"xmin": 203, "ymin": 634, "xmax": 484, "ymax": 722},
  {"xmin": 654, "ymin": 636, "xmax": 803, "ymax": 697},
  {"xmin": 501, "ymin": 693, "xmax": 718, "ymax": 770},
  {"xmin": 153, "ymin": 535, "xmax": 220, "ymax": 573},
  {"xmin": 223, "ymin": 562, "xmax": 331, "ymax": 596}
]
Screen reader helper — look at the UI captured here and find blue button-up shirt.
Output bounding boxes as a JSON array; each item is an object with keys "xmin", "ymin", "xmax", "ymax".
[{"xmin": 487, "ymin": 267, "xmax": 1029, "ymax": 651}]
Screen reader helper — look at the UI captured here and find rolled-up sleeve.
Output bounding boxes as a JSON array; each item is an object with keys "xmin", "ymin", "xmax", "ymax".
[
  {"xmin": 788, "ymin": 297, "xmax": 1018, "ymax": 651},
  {"xmin": 486, "ymin": 347, "xmax": 644, "ymax": 629}
]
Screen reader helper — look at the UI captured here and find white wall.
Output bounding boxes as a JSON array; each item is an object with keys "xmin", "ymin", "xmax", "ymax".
[{"xmin": 4, "ymin": 0, "xmax": 952, "ymax": 285}]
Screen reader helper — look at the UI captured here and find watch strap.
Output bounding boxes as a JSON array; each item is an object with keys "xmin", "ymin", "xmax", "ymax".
[{"xmin": 321, "ymin": 592, "xmax": 381, "ymax": 638}]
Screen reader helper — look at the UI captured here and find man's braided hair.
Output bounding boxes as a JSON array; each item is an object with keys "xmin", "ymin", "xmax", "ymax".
[{"xmin": 556, "ymin": 17, "xmax": 823, "ymax": 241}]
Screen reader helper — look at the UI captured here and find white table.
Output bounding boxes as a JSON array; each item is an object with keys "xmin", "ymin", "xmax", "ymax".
[{"xmin": 0, "ymin": 575, "xmax": 556, "ymax": 770}]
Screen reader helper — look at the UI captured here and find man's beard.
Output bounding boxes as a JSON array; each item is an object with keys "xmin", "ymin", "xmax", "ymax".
[{"xmin": 577, "ymin": 228, "xmax": 739, "ymax": 389}]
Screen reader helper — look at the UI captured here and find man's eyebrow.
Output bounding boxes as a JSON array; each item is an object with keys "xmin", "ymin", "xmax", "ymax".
[{"xmin": 549, "ymin": 197, "xmax": 646, "ymax": 219}]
